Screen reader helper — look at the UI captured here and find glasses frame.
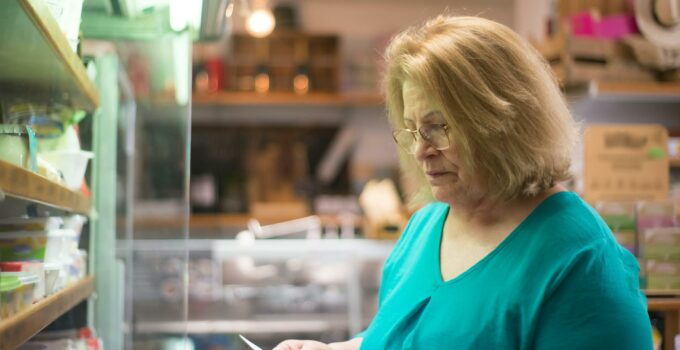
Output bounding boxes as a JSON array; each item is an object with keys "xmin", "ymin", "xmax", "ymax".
[{"xmin": 392, "ymin": 123, "xmax": 450, "ymax": 155}]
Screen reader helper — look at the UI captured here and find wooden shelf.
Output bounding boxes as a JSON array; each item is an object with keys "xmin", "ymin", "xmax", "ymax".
[
  {"xmin": 0, "ymin": 276, "xmax": 95, "ymax": 350},
  {"xmin": 671, "ymin": 158, "xmax": 680, "ymax": 168},
  {"xmin": 134, "ymin": 213, "xmax": 363, "ymax": 230},
  {"xmin": 0, "ymin": 0, "xmax": 99, "ymax": 111},
  {"xmin": 647, "ymin": 297, "xmax": 680, "ymax": 311},
  {"xmin": 192, "ymin": 92, "xmax": 383, "ymax": 107},
  {"xmin": 0, "ymin": 160, "xmax": 90, "ymax": 215},
  {"xmin": 587, "ymin": 81, "xmax": 680, "ymax": 101}
]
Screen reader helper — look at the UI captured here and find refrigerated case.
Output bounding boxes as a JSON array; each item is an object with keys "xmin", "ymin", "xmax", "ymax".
[{"xmin": 120, "ymin": 238, "xmax": 393, "ymax": 349}]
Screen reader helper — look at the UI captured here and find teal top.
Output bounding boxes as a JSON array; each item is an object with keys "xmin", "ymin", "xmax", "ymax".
[{"xmin": 359, "ymin": 192, "xmax": 651, "ymax": 349}]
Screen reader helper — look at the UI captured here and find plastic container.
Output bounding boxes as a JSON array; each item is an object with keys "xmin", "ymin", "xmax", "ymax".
[
  {"xmin": 0, "ymin": 231, "xmax": 48, "ymax": 261},
  {"xmin": 0, "ymin": 262, "xmax": 45, "ymax": 301},
  {"xmin": 44, "ymin": 263, "xmax": 61, "ymax": 296},
  {"xmin": 0, "ymin": 217, "xmax": 63, "ymax": 233},
  {"xmin": 45, "ymin": 228, "xmax": 79, "ymax": 265},
  {"xmin": 0, "ymin": 274, "xmax": 21, "ymax": 319},
  {"xmin": 0, "ymin": 124, "xmax": 31, "ymax": 168},
  {"xmin": 63, "ymin": 215, "xmax": 87, "ymax": 237},
  {"xmin": 39, "ymin": 150, "xmax": 93, "ymax": 190},
  {"xmin": 16, "ymin": 275, "xmax": 38, "ymax": 310}
]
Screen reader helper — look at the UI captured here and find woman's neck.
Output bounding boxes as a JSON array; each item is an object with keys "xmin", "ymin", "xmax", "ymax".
[{"xmin": 446, "ymin": 185, "xmax": 565, "ymax": 231}]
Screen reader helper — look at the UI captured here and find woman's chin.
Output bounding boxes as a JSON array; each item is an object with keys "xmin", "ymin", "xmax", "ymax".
[{"xmin": 431, "ymin": 185, "xmax": 454, "ymax": 203}]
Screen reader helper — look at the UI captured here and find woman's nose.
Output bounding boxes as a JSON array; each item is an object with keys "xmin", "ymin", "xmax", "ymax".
[{"xmin": 414, "ymin": 136, "xmax": 438, "ymax": 161}]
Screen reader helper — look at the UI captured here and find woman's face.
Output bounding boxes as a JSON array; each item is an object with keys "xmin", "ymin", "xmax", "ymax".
[{"xmin": 401, "ymin": 80, "xmax": 485, "ymax": 205}]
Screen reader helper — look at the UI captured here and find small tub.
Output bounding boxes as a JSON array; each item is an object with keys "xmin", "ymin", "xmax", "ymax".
[
  {"xmin": 17, "ymin": 275, "xmax": 39, "ymax": 310},
  {"xmin": 0, "ymin": 232, "xmax": 48, "ymax": 261},
  {"xmin": 0, "ymin": 274, "xmax": 21, "ymax": 319},
  {"xmin": 0, "ymin": 261, "xmax": 44, "ymax": 302}
]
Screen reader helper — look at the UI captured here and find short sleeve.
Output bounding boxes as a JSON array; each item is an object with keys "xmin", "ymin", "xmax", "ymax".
[{"xmin": 533, "ymin": 239, "xmax": 652, "ymax": 350}]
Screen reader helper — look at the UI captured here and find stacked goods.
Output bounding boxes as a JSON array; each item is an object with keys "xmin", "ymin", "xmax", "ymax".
[
  {"xmin": 596, "ymin": 201, "xmax": 637, "ymax": 254},
  {"xmin": 0, "ymin": 215, "xmax": 87, "ymax": 321},
  {"xmin": 535, "ymin": 0, "xmax": 680, "ymax": 86},
  {"xmin": 1, "ymin": 103, "xmax": 93, "ymax": 191},
  {"xmin": 636, "ymin": 201, "xmax": 679, "ymax": 291}
]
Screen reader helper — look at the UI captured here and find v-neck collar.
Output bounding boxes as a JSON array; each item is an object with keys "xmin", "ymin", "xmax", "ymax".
[{"xmin": 433, "ymin": 191, "xmax": 572, "ymax": 286}]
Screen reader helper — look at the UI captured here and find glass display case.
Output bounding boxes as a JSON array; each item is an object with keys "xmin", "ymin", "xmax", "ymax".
[{"xmin": 122, "ymin": 238, "xmax": 393, "ymax": 349}]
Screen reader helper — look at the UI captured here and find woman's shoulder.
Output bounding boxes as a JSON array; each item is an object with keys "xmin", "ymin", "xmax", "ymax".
[{"xmin": 530, "ymin": 191, "xmax": 614, "ymax": 247}]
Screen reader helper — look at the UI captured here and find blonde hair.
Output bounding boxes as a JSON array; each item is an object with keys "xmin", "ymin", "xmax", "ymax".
[{"xmin": 384, "ymin": 15, "xmax": 578, "ymax": 207}]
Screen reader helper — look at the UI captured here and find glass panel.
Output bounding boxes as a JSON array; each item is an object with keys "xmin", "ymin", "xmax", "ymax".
[{"xmin": 90, "ymin": 31, "xmax": 192, "ymax": 349}]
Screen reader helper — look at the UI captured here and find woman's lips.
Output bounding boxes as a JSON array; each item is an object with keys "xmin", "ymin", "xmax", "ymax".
[
  {"xmin": 426, "ymin": 171, "xmax": 455, "ymax": 183},
  {"xmin": 426, "ymin": 171, "xmax": 449, "ymax": 177}
]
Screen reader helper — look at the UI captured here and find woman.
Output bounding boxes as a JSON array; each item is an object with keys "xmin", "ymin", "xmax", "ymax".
[{"xmin": 274, "ymin": 15, "xmax": 652, "ymax": 350}]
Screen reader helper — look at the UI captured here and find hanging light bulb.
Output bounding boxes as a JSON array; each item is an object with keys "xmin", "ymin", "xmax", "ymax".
[{"xmin": 246, "ymin": 8, "xmax": 275, "ymax": 37}]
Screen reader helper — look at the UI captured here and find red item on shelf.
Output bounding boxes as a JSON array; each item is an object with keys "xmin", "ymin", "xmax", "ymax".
[
  {"xmin": 204, "ymin": 58, "xmax": 225, "ymax": 92},
  {"xmin": 0, "ymin": 262, "xmax": 23, "ymax": 272}
]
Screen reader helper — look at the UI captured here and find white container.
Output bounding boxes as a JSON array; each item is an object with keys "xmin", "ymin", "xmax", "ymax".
[
  {"xmin": 45, "ymin": 229, "xmax": 78, "ymax": 265},
  {"xmin": 43, "ymin": 263, "xmax": 61, "ymax": 296},
  {"xmin": 39, "ymin": 151, "xmax": 93, "ymax": 191},
  {"xmin": 63, "ymin": 215, "xmax": 86, "ymax": 237}
]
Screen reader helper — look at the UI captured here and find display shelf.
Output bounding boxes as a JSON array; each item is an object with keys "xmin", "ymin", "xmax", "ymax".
[
  {"xmin": 670, "ymin": 159, "xmax": 680, "ymax": 168},
  {"xmin": 133, "ymin": 213, "xmax": 363, "ymax": 230},
  {"xmin": 645, "ymin": 289, "xmax": 680, "ymax": 297},
  {"xmin": 192, "ymin": 92, "xmax": 383, "ymax": 107},
  {"xmin": 587, "ymin": 81, "xmax": 680, "ymax": 102},
  {"xmin": 646, "ymin": 295, "xmax": 680, "ymax": 350},
  {"xmin": 0, "ymin": 276, "xmax": 95, "ymax": 350},
  {"xmin": 0, "ymin": 0, "xmax": 99, "ymax": 111},
  {"xmin": 647, "ymin": 297, "xmax": 680, "ymax": 310},
  {"xmin": 135, "ymin": 314, "xmax": 355, "ymax": 334},
  {"xmin": 0, "ymin": 160, "xmax": 90, "ymax": 215}
]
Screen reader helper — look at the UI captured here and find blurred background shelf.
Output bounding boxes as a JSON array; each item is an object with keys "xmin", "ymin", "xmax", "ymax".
[
  {"xmin": 134, "ymin": 315, "xmax": 356, "ymax": 334},
  {"xmin": 132, "ymin": 214, "xmax": 364, "ymax": 230},
  {"xmin": 192, "ymin": 92, "xmax": 383, "ymax": 107},
  {"xmin": 0, "ymin": 0, "xmax": 98, "ymax": 111},
  {"xmin": 670, "ymin": 159, "xmax": 680, "ymax": 168},
  {"xmin": 587, "ymin": 81, "xmax": 680, "ymax": 101},
  {"xmin": 0, "ymin": 276, "xmax": 95, "ymax": 350},
  {"xmin": 0, "ymin": 160, "xmax": 90, "ymax": 215}
]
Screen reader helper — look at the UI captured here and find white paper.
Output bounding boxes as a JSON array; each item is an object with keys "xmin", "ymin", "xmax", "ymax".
[{"xmin": 239, "ymin": 334, "xmax": 264, "ymax": 350}]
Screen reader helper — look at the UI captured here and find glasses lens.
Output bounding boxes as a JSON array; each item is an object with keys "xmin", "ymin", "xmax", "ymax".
[
  {"xmin": 420, "ymin": 124, "xmax": 449, "ymax": 150},
  {"xmin": 393, "ymin": 130, "xmax": 416, "ymax": 154}
]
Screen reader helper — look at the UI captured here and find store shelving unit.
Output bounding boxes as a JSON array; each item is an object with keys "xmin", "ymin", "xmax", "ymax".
[
  {"xmin": 132, "ymin": 213, "xmax": 364, "ymax": 231},
  {"xmin": 0, "ymin": 160, "xmax": 91, "ymax": 214},
  {"xmin": 0, "ymin": 1, "xmax": 98, "ymax": 349},
  {"xmin": 192, "ymin": 92, "xmax": 383, "ymax": 107},
  {"xmin": 0, "ymin": 276, "xmax": 95, "ymax": 350},
  {"xmin": 670, "ymin": 159, "xmax": 680, "ymax": 168},
  {"xmin": 647, "ymin": 296, "xmax": 680, "ymax": 350},
  {"xmin": 135, "ymin": 315, "xmax": 353, "ymax": 334},
  {"xmin": 0, "ymin": 0, "xmax": 99, "ymax": 110},
  {"xmin": 587, "ymin": 81, "xmax": 680, "ymax": 102}
]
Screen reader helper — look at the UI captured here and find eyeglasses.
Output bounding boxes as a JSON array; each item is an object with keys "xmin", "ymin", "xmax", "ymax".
[{"xmin": 392, "ymin": 123, "xmax": 450, "ymax": 155}]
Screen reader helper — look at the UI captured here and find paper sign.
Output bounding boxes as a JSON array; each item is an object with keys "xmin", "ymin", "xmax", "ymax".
[{"xmin": 583, "ymin": 124, "xmax": 669, "ymax": 202}]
